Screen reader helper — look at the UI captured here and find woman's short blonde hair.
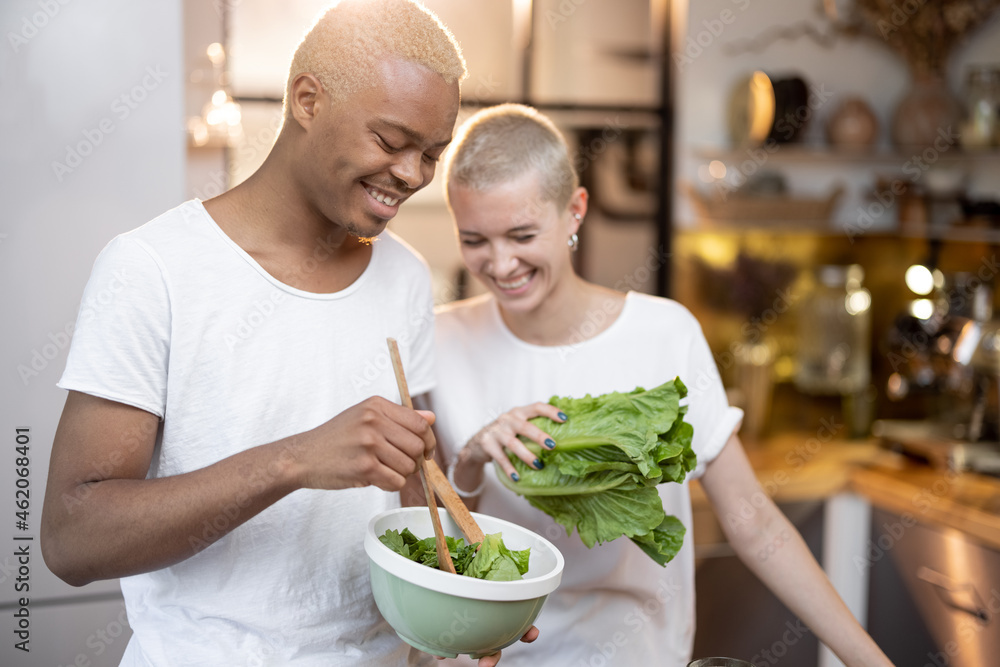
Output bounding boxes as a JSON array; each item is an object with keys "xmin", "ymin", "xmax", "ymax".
[
  {"xmin": 283, "ymin": 0, "xmax": 466, "ymax": 116},
  {"xmin": 444, "ymin": 104, "xmax": 579, "ymax": 211}
]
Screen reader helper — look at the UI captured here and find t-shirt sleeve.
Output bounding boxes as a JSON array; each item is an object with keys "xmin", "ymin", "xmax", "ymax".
[
  {"xmin": 57, "ymin": 234, "xmax": 171, "ymax": 418},
  {"xmin": 682, "ymin": 315, "xmax": 743, "ymax": 480}
]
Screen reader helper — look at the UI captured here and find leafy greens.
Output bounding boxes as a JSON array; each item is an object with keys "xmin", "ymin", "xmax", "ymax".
[
  {"xmin": 378, "ymin": 528, "xmax": 531, "ymax": 581},
  {"xmin": 497, "ymin": 378, "xmax": 696, "ymax": 566}
]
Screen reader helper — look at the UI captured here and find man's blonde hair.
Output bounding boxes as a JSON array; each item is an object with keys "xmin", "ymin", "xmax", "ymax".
[
  {"xmin": 283, "ymin": 0, "xmax": 467, "ymax": 116},
  {"xmin": 444, "ymin": 104, "xmax": 579, "ymax": 211}
]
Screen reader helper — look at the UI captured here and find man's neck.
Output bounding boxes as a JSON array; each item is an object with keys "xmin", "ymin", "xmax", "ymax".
[{"xmin": 202, "ymin": 156, "xmax": 373, "ymax": 294}]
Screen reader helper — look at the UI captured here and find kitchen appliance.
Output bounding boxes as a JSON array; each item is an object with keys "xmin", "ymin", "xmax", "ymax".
[
  {"xmin": 881, "ymin": 272, "xmax": 999, "ymax": 462},
  {"xmin": 872, "ymin": 419, "xmax": 1000, "ymax": 477}
]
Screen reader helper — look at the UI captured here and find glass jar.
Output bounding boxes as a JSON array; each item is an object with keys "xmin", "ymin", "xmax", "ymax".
[
  {"xmin": 795, "ymin": 265, "xmax": 872, "ymax": 395},
  {"xmin": 960, "ymin": 66, "xmax": 1000, "ymax": 150}
]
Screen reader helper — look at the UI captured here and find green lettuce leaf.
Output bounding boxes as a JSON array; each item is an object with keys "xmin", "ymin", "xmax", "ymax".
[
  {"xmin": 630, "ymin": 515, "xmax": 687, "ymax": 566},
  {"xmin": 379, "ymin": 529, "xmax": 530, "ymax": 580},
  {"xmin": 496, "ymin": 378, "xmax": 696, "ymax": 566},
  {"xmin": 465, "ymin": 533, "xmax": 532, "ymax": 581}
]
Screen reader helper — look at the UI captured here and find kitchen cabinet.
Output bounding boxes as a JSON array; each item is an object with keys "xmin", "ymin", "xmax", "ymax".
[
  {"xmin": 867, "ymin": 507, "xmax": 1000, "ymax": 667},
  {"xmin": 691, "ymin": 433, "xmax": 1000, "ymax": 666},
  {"xmin": 692, "ymin": 500, "xmax": 824, "ymax": 666},
  {"xmin": 689, "ymin": 437, "xmax": 892, "ymax": 666},
  {"xmin": 853, "ymin": 460, "xmax": 1000, "ymax": 663}
]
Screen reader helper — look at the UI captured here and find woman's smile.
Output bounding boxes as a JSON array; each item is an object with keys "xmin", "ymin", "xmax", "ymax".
[{"xmin": 494, "ymin": 270, "xmax": 535, "ymax": 294}]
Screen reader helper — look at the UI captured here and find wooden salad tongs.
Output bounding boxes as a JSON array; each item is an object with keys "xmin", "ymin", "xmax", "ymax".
[
  {"xmin": 423, "ymin": 459, "xmax": 485, "ymax": 547},
  {"xmin": 387, "ymin": 339, "xmax": 485, "ymax": 573}
]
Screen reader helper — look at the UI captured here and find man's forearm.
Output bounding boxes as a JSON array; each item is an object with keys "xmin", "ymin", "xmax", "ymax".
[{"xmin": 42, "ymin": 438, "xmax": 300, "ymax": 586}]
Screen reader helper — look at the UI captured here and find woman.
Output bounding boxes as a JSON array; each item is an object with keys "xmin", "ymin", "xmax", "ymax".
[{"xmin": 429, "ymin": 104, "xmax": 892, "ymax": 667}]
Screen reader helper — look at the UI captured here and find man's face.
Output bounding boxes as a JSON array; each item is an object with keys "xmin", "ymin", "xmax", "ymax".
[{"xmin": 301, "ymin": 58, "xmax": 460, "ymax": 239}]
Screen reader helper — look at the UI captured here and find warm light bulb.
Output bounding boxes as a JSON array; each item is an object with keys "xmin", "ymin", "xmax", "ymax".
[
  {"xmin": 932, "ymin": 269, "xmax": 945, "ymax": 289},
  {"xmin": 910, "ymin": 299, "xmax": 934, "ymax": 320},
  {"xmin": 187, "ymin": 117, "xmax": 209, "ymax": 146},
  {"xmin": 224, "ymin": 101, "xmax": 242, "ymax": 126},
  {"xmin": 845, "ymin": 289, "xmax": 871, "ymax": 316},
  {"xmin": 206, "ymin": 42, "xmax": 225, "ymax": 66},
  {"xmin": 708, "ymin": 160, "xmax": 727, "ymax": 179},
  {"xmin": 905, "ymin": 265, "xmax": 934, "ymax": 295},
  {"xmin": 211, "ymin": 89, "xmax": 228, "ymax": 106}
]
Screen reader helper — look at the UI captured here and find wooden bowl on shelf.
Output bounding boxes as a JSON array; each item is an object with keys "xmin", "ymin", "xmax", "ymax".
[{"xmin": 685, "ymin": 182, "xmax": 843, "ymax": 229}]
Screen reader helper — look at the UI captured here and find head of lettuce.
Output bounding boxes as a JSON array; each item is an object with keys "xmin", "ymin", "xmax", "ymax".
[{"xmin": 498, "ymin": 378, "xmax": 696, "ymax": 566}]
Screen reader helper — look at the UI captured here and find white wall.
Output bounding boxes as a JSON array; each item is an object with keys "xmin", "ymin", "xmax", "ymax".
[{"xmin": 0, "ymin": 0, "xmax": 184, "ymax": 664}]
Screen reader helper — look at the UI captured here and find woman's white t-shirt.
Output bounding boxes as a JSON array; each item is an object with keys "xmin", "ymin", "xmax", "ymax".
[
  {"xmin": 58, "ymin": 200, "xmax": 436, "ymax": 666},
  {"xmin": 432, "ymin": 292, "xmax": 743, "ymax": 667}
]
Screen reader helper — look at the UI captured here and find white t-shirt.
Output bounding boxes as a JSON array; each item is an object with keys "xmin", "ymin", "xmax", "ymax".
[
  {"xmin": 432, "ymin": 292, "xmax": 743, "ymax": 667},
  {"xmin": 58, "ymin": 200, "xmax": 436, "ymax": 667}
]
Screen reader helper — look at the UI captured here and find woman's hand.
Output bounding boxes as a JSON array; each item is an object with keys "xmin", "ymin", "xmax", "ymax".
[{"xmin": 461, "ymin": 403, "xmax": 566, "ymax": 481}]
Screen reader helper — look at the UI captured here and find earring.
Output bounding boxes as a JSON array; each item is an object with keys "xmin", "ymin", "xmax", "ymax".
[{"xmin": 568, "ymin": 212, "xmax": 582, "ymax": 251}]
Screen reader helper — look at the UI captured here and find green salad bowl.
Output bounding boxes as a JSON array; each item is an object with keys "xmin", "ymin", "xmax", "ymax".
[{"xmin": 365, "ymin": 506, "xmax": 564, "ymax": 659}]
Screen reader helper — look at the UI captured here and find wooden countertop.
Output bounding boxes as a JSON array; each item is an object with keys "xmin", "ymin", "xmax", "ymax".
[
  {"xmin": 689, "ymin": 433, "xmax": 892, "ymax": 505},
  {"xmin": 690, "ymin": 433, "xmax": 1000, "ymax": 551},
  {"xmin": 851, "ymin": 461, "xmax": 1000, "ymax": 551}
]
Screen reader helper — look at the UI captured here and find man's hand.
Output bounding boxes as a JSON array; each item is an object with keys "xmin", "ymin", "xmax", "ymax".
[
  {"xmin": 290, "ymin": 396, "xmax": 436, "ymax": 491},
  {"xmin": 478, "ymin": 626, "xmax": 539, "ymax": 666},
  {"xmin": 433, "ymin": 626, "xmax": 539, "ymax": 666}
]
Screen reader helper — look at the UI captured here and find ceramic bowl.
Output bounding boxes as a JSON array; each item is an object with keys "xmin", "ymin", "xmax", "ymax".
[{"xmin": 364, "ymin": 506, "xmax": 564, "ymax": 659}]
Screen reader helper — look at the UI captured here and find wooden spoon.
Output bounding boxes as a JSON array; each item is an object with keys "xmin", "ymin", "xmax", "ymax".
[
  {"xmin": 386, "ymin": 338, "xmax": 457, "ymax": 574},
  {"xmin": 424, "ymin": 459, "xmax": 485, "ymax": 547}
]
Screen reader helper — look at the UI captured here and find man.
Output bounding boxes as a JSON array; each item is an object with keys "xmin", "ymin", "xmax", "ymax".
[{"xmin": 40, "ymin": 2, "xmax": 519, "ymax": 664}]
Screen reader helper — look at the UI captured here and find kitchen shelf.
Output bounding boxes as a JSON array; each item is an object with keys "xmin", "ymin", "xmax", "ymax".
[
  {"xmin": 678, "ymin": 222, "xmax": 1000, "ymax": 244},
  {"xmin": 899, "ymin": 225, "xmax": 1000, "ymax": 244},
  {"xmin": 693, "ymin": 145, "xmax": 1000, "ymax": 165}
]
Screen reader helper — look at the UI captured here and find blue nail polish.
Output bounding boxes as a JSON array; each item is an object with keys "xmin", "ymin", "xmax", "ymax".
[
  {"xmin": 511, "ymin": 472, "xmax": 520, "ymax": 482},
  {"xmin": 544, "ymin": 438, "xmax": 556, "ymax": 449},
  {"xmin": 534, "ymin": 458, "xmax": 544, "ymax": 469},
  {"xmin": 557, "ymin": 412, "xmax": 568, "ymax": 421}
]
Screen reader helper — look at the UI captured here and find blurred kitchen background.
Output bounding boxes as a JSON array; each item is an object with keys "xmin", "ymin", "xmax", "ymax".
[{"xmin": 4, "ymin": 0, "xmax": 1000, "ymax": 665}]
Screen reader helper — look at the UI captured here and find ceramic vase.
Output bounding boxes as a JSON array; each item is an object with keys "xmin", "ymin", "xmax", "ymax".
[{"xmin": 891, "ymin": 73, "xmax": 964, "ymax": 150}]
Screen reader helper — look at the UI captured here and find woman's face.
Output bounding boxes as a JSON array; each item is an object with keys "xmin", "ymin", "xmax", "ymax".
[{"xmin": 449, "ymin": 171, "xmax": 584, "ymax": 314}]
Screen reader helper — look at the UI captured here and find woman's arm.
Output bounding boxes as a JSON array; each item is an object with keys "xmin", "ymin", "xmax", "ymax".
[{"xmin": 699, "ymin": 434, "xmax": 894, "ymax": 667}]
